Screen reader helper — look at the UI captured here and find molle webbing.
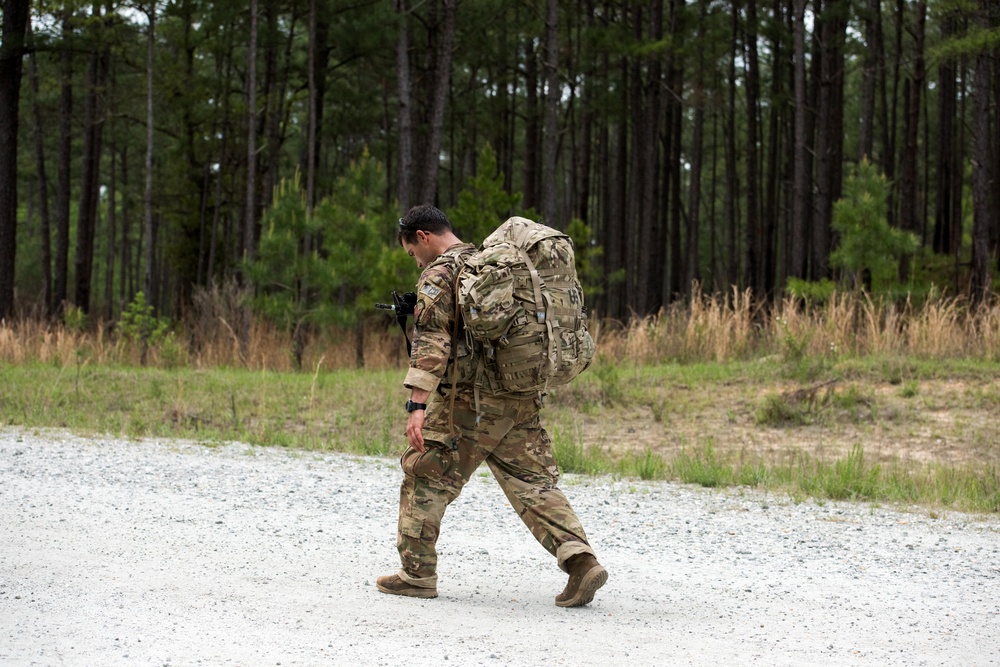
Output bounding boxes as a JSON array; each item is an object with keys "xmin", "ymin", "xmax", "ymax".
[{"xmin": 457, "ymin": 217, "xmax": 595, "ymax": 398}]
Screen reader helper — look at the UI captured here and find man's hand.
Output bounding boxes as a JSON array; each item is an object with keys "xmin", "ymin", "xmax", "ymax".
[
  {"xmin": 405, "ymin": 410, "xmax": 426, "ymax": 453},
  {"xmin": 404, "ymin": 389, "xmax": 431, "ymax": 453}
]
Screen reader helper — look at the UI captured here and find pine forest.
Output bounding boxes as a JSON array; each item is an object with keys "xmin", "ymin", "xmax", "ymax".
[{"xmin": 1, "ymin": 0, "xmax": 999, "ymax": 330}]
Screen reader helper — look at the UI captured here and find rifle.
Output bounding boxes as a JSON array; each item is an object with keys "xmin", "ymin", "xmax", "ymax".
[{"xmin": 376, "ymin": 291, "xmax": 418, "ymax": 356}]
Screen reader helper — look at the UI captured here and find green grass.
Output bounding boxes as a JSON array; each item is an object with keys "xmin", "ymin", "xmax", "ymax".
[
  {"xmin": 3, "ymin": 357, "xmax": 999, "ymax": 514},
  {"xmin": 0, "ymin": 362, "xmax": 408, "ymax": 456},
  {"xmin": 555, "ymin": 438, "xmax": 999, "ymax": 514}
]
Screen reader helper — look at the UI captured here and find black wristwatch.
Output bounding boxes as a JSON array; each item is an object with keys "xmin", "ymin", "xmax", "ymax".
[{"xmin": 405, "ymin": 400, "xmax": 427, "ymax": 413}]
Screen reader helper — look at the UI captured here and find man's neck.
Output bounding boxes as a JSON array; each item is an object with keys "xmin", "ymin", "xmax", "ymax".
[{"xmin": 429, "ymin": 231, "xmax": 463, "ymax": 257}]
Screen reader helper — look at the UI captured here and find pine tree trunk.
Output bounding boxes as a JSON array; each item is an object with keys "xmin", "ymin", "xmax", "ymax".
[
  {"xmin": 743, "ymin": 0, "xmax": 762, "ymax": 295},
  {"xmin": 790, "ymin": 0, "xmax": 808, "ymax": 280},
  {"xmin": 396, "ymin": 0, "xmax": 412, "ymax": 211},
  {"xmin": 542, "ymin": 0, "xmax": 559, "ymax": 226},
  {"xmin": 144, "ymin": 5, "xmax": 158, "ymax": 303},
  {"xmin": 306, "ymin": 0, "xmax": 317, "ymax": 209},
  {"xmin": 933, "ymin": 13, "xmax": 957, "ymax": 255},
  {"xmin": 953, "ymin": 58, "xmax": 967, "ymax": 284},
  {"xmin": 897, "ymin": 1, "xmax": 925, "ymax": 284},
  {"xmin": 884, "ymin": 0, "xmax": 905, "ymax": 229},
  {"xmin": 664, "ymin": 0, "xmax": 682, "ymax": 307},
  {"xmin": 575, "ymin": 3, "xmax": 595, "ymax": 223},
  {"xmin": 686, "ymin": 0, "xmax": 707, "ymax": 299},
  {"xmin": 208, "ymin": 30, "xmax": 234, "ymax": 284},
  {"xmin": 524, "ymin": 41, "xmax": 540, "ymax": 212},
  {"xmin": 418, "ymin": 0, "xmax": 456, "ymax": 205},
  {"xmin": 858, "ymin": 0, "xmax": 879, "ymax": 161},
  {"xmin": 992, "ymin": 6, "xmax": 1000, "ymax": 266},
  {"xmin": 119, "ymin": 146, "xmax": 129, "ymax": 306},
  {"xmin": 970, "ymin": 0, "xmax": 993, "ymax": 304},
  {"xmin": 725, "ymin": 1, "xmax": 740, "ymax": 288},
  {"xmin": 74, "ymin": 5, "xmax": 109, "ymax": 315},
  {"xmin": 637, "ymin": 0, "xmax": 665, "ymax": 312},
  {"xmin": 244, "ymin": 0, "xmax": 258, "ymax": 265},
  {"xmin": 105, "ymin": 141, "xmax": 117, "ymax": 322},
  {"xmin": 761, "ymin": 0, "xmax": 783, "ymax": 297},
  {"xmin": 27, "ymin": 20, "xmax": 53, "ymax": 318},
  {"xmin": 812, "ymin": 0, "xmax": 848, "ymax": 283},
  {"xmin": 54, "ymin": 11, "xmax": 73, "ymax": 316},
  {"xmin": 0, "ymin": 0, "xmax": 30, "ymax": 320}
]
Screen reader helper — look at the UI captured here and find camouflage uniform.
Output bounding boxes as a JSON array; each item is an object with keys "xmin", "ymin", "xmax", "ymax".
[{"xmin": 394, "ymin": 243, "xmax": 596, "ymax": 590}]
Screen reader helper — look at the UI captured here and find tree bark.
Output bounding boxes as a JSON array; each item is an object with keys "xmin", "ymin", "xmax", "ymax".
[
  {"xmin": 954, "ymin": 58, "xmax": 967, "ymax": 285},
  {"xmin": 306, "ymin": 0, "xmax": 317, "ymax": 210},
  {"xmin": 105, "ymin": 138, "xmax": 117, "ymax": 321},
  {"xmin": 812, "ymin": 0, "xmax": 848, "ymax": 282},
  {"xmin": 311, "ymin": 5, "xmax": 331, "ymax": 201},
  {"xmin": 635, "ymin": 0, "xmax": 665, "ymax": 312},
  {"xmin": 933, "ymin": 12, "xmax": 957, "ymax": 255},
  {"xmin": 884, "ymin": 0, "xmax": 905, "ymax": 229},
  {"xmin": 743, "ymin": 0, "xmax": 762, "ymax": 295},
  {"xmin": 970, "ymin": 0, "xmax": 993, "ymax": 304},
  {"xmin": 119, "ymin": 146, "xmax": 129, "ymax": 306},
  {"xmin": 686, "ymin": 0, "xmax": 707, "ymax": 298},
  {"xmin": 725, "ymin": 1, "xmax": 740, "ymax": 288},
  {"xmin": 761, "ymin": 0, "xmax": 783, "ymax": 297},
  {"xmin": 261, "ymin": 4, "xmax": 295, "ymax": 212},
  {"xmin": 144, "ymin": 4, "xmax": 157, "ymax": 304},
  {"xmin": 541, "ymin": 0, "xmax": 559, "ymax": 226},
  {"xmin": 208, "ymin": 27, "xmax": 235, "ymax": 284},
  {"xmin": 574, "ymin": 2, "xmax": 595, "ymax": 223},
  {"xmin": 897, "ymin": 1, "xmax": 925, "ymax": 284},
  {"xmin": 523, "ymin": 40, "xmax": 540, "ymax": 213},
  {"xmin": 790, "ymin": 0, "xmax": 808, "ymax": 280},
  {"xmin": 858, "ymin": 0, "xmax": 878, "ymax": 161},
  {"xmin": 664, "ymin": 0, "xmax": 681, "ymax": 307},
  {"xmin": 992, "ymin": 5, "xmax": 1000, "ymax": 266},
  {"xmin": 244, "ymin": 0, "xmax": 259, "ymax": 264},
  {"xmin": 27, "ymin": 19, "xmax": 53, "ymax": 318},
  {"xmin": 74, "ymin": 3, "xmax": 109, "ymax": 314},
  {"xmin": 395, "ymin": 0, "xmax": 412, "ymax": 211},
  {"xmin": 0, "ymin": 0, "xmax": 30, "ymax": 320},
  {"xmin": 54, "ymin": 11, "xmax": 73, "ymax": 316},
  {"xmin": 418, "ymin": 0, "xmax": 456, "ymax": 205}
]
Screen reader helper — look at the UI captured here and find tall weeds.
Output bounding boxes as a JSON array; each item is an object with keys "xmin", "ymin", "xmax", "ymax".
[
  {"xmin": 2, "ymin": 290, "xmax": 998, "ymax": 370},
  {"xmin": 599, "ymin": 290, "xmax": 1000, "ymax": 365}
]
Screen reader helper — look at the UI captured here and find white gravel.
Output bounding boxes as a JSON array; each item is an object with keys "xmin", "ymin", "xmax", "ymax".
[{"xmin": 1, "ymin": 428, "xmax": 998, "ymax": 666}]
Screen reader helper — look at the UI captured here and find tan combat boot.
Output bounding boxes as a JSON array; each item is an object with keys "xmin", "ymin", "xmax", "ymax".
[
  {"xmin": 376, "ymin": 573, "xmax": 438, "ymax": 599},
  {"xmin": 555, "ymin": 554, "xmax": 608, "ymax": 607}
]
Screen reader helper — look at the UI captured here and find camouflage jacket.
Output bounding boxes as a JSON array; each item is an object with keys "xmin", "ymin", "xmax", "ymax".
[{"xmin": 403, "ymin": 243, "xmax": 478, "ymax": 394}]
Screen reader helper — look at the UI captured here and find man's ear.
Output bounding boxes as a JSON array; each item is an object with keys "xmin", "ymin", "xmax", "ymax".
[{"xmin": 415, "ymin": 229, "xmax": 430, "ymax": 244}]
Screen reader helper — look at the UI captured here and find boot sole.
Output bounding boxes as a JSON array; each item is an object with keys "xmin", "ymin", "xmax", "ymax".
[
  {"xmin": 555, "ymin": 565, "xmax": 608, "ymax": 608},
  {"xmin": 376, "ymin": 581, "xmax": 438, "ymax": 599}
]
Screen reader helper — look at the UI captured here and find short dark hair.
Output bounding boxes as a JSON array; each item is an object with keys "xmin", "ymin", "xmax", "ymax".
[{"xmin": 397, "ymin": 204, "xmax": 453, "ymax": 245}]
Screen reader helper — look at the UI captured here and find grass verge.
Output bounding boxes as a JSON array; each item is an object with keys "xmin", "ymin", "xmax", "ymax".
[{"xmin": 2, "ymin": 358, "xmax": 998, "ymax": 514}]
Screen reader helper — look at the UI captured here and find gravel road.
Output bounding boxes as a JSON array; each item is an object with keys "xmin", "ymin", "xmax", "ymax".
[{"xmin": 1, "ymin": 428, "xmax": 998, "ymax": 666}]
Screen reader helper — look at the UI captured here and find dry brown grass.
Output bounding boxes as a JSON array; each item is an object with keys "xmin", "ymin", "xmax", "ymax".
[
  {"xmin": 597, "ymin": 290, "xmax": 1000, "ymax": 364},
  {"xmin": 2, "ymin": 289, "xmax": 999, "ymax": 370}
]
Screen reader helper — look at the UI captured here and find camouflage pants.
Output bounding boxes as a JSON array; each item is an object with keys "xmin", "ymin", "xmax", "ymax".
[{"xmin": 395, "ymin": 390, "xmax": 594, "ymax": 588}]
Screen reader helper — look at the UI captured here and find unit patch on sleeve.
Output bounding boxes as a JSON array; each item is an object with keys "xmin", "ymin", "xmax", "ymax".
[{"xmin": 419, "ymin": 283, "xmax": 442, "ymax": 299}]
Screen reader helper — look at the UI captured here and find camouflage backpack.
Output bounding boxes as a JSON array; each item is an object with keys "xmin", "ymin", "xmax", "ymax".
[{"xmin": 457, "ymin": 216, "xmax": 596, "ymax": 395}]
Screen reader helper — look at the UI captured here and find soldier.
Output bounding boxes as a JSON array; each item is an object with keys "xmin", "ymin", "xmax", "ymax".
[{"xmin": 376, "ymin": 204, "xmax": 608, "ymax": 607}]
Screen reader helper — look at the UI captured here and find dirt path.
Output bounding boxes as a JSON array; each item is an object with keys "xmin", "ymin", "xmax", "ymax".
[
  {"xmin": 2, "ymin": 429, "xmax": 998, "ymax": 666},
  {"xmin": 555, "ymin": 377, "xmax": 1000, "ymax": 469}
]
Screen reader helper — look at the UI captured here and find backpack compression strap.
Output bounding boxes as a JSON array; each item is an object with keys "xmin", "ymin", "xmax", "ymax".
[
  {"xmin": 515, "ymin": 245, "xmax": 556, "ymax": 395},
  {"xmin": 446, "ymin": 266, "xmax": 465, "ymax": 447}
]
